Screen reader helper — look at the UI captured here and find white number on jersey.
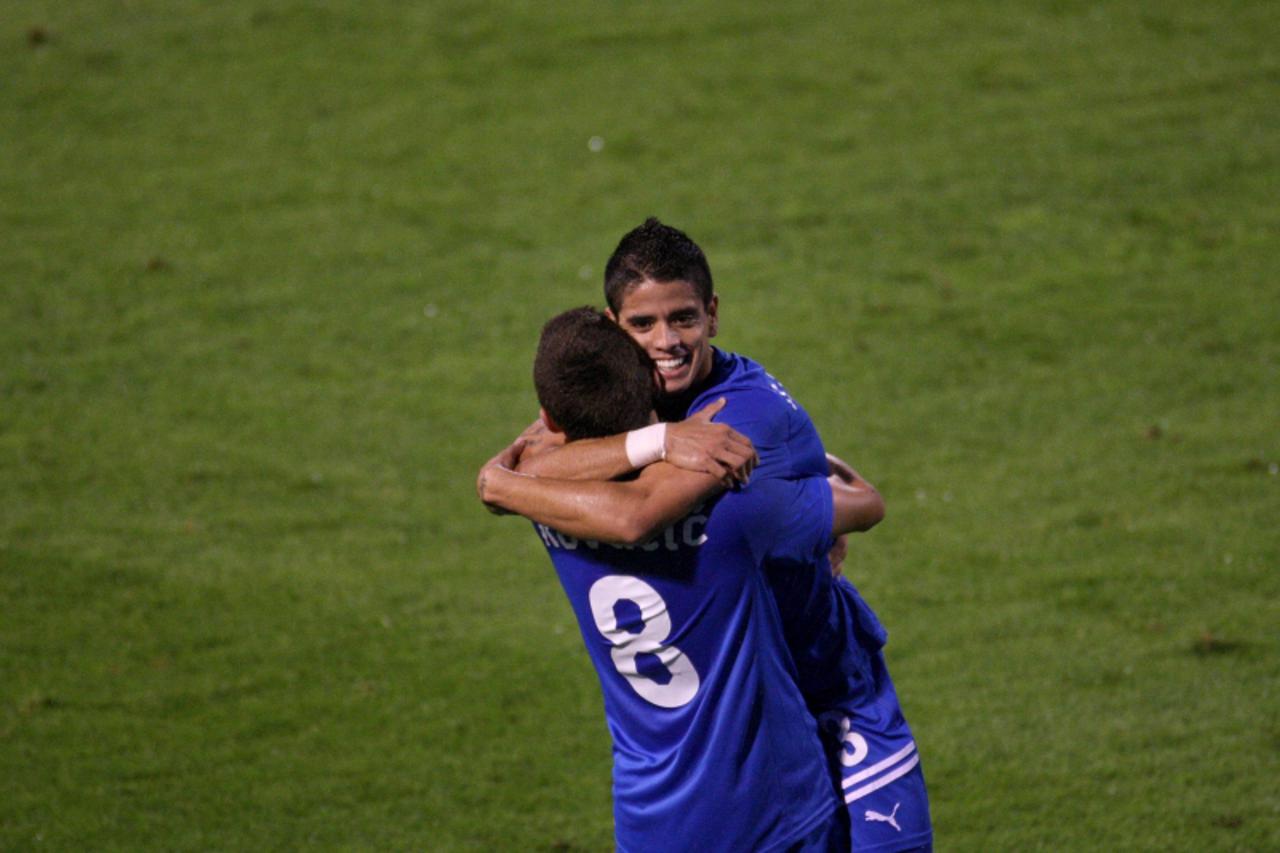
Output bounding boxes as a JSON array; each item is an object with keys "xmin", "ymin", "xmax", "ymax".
[
  {"xmin": 588, "ymin": 575, "xmax": 701, "ymax": 709},
  {"xmin": 819, "ymin": 711, "xmax": 870, "ymax": 767}
]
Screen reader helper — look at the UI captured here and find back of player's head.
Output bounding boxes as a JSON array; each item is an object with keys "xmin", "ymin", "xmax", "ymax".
[
  {"xmin": 534, "ymin": 307, "xmax": 658, "ymax": 441},
  {"xmin": 604, "ymin": 217, "xmax": 714, "ymax": 313}
]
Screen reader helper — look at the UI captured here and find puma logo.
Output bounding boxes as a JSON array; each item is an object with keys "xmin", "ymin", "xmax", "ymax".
[{"xmin": 864, "ymin": 802, "xmax": 902, "ymax": 832}]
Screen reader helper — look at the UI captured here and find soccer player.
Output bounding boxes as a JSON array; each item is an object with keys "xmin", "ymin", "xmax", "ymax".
[
  {"xmin": 479, "ymin": 306, "xmax": 842, "ymax": 851},
  {"xmin": 482, "ymin": 219, "xmax": 933, "ymax": 852}
]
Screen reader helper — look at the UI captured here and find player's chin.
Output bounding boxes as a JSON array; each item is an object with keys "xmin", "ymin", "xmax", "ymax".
[
  {"xmin": 657, "ymin": 369, "xmax": 693, "ymax": 395},
  {"xmin": 656, "ymin": 357, "xmax": 698, "ymax": 393}
]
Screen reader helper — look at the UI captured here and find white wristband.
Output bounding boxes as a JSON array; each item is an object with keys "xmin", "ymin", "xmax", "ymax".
[{"xmin": 625, "ymin": 423, "xmax": 667, "ymax": 468}]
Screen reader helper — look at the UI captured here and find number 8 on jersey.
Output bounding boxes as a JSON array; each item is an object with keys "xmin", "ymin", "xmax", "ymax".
[{"xmin": 588, "ymin": 575, "xmax": 701, "ymax": 709}]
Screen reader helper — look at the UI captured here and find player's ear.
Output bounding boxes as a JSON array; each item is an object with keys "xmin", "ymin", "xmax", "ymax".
[
  {"xmin": 706, "ymin": 294, "xmax": 719, "ymax": 338},
  {"xmin": 540, "ymin": 407, "xmax": 565, "ymax": 434},
  {"xmin": 604, "ymin": 306, "xmax": 617, "ymax": 323}
]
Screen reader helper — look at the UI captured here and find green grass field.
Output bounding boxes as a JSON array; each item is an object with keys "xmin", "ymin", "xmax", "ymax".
[{"xmin": 3, "ymin": 1, "xmax": 1277, "ymax": 849}]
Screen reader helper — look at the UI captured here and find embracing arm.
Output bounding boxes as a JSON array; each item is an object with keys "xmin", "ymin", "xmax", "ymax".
[
  {"xmin": 828, "ymin": 451, "xmax": 885, "ymax": 535},
  {"xmin": 510, "ymin": 418, "xmax": 631, "ymax": 480},
  {"xmin": 478, "ymin": 455, "xmax": 723, "ymax": 546},
  {"xmin": 512, "ymin": 398, "xmax": 757, "ymax": 486}
]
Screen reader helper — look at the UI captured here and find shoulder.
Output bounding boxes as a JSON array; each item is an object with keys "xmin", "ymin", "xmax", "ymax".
[
  {"xmin": 694, "ymin": 351, "xmax": 800, "ymax": 410},
  {"xmin": 691, "ymin": 351, "xmax": 797, "ymax": 437},
  {"xmin": 737, "ymin": 475, "xmax": 829, "ymax": 520}
]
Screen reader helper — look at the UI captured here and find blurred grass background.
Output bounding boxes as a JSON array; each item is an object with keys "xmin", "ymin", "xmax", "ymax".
[{"xmin": 2, "ymin": 1, "xmax": 1277, "ymax": 849}]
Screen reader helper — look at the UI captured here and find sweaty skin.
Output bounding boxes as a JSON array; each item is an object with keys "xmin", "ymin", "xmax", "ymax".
[
  {"xmin": 479, "ymin": 440, "xmax": 883, "ymax": 548},
  {"xmin": 478, "ymin": 401, "xmax": 734, "ymax": 545},
  {"xmin": 480, "ymin": 443, "xmax": 724, "ymax": 546},
  {"xmin": 511, "ymin": 278, "xmax": 730, "ymax": 483},
  {"xmin": 513, "ymin": 401, "xmax": 757, "ymax": 487},
  {"xmin": 482, "ymin": 279, "xmax": 878, "ymax": 561}
]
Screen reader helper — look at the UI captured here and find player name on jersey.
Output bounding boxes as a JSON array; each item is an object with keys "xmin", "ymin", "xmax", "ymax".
[{"xmin": 534, "ymin": 505, "xmax": 710, "ymax": 553}]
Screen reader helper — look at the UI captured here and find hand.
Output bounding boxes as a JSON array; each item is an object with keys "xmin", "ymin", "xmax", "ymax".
[
  {"xmin": 476, "ymin": 439, "xmax": 527, "ymax": 514},
  {"xmin": 828, "ymin": 534, "xmax": 848, "ymax": 578},
  {"xmin": 664, "ymin": 398, "xmax": 758, "ymax": 487},
  {"xmin": 513, "ymin": 417, "xmax": 565, "ymax": 468}
]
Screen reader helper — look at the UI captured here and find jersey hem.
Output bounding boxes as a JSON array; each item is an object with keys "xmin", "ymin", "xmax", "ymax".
[{"xmin": 847, "ymin": 828, "xmax": 933, "ymax": 853}]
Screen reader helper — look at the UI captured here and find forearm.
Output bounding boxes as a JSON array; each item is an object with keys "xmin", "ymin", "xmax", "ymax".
[
  {"xmin": 826, "ymin": 451, "xmax": 885, "ymax": 534},
  {"xmin": 515, "ymin": 433, "xmax": 637, "ymax": 481},
  {"xmin": 480, "ymin": 467, "xmax": 656, "ymax": 544},
  {"xmin": 512, "ymin": 399, "xmax": 758, "ymax": 486},
  {"xmin": 830, "ymin": 475, "xmax": 885, "ymax": 534},
  {"xmin": 481, "ymin": 461, "xmax": 722, "ymax": 545}
]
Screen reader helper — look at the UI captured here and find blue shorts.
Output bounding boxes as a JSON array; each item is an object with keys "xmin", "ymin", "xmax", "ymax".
[{"xmin": 817, "ymin": 652, "xmax": 933, "ymax": 853}]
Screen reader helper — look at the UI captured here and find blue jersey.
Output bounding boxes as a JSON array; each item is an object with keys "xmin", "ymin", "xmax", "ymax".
[
  {"xmin": 686, "ymin": 349, "xmax": 831, "ymax": 483},
  {"xmin": 534, "ymin": 482, "xmax": 835, "ymax": 851},
  {"xmin": 684, "ymin": 350, "xmax": 888, "ymax": 707},
  {"xmin": 684, "ymin": 350, "xmax": 930, "ymax": 850}
]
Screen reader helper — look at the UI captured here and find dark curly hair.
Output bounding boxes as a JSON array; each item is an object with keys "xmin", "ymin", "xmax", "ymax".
[{"xmin": 603, "ymin": 218, "xmax": 714, "ymax": 313}]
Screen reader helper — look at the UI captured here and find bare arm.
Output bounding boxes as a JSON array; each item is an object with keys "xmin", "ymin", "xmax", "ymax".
[
  {"xmin": 513, "ymin": 398, "xmax": 758, "ymax": 485},
  {"xmin": 478, "ymin": 451, "xmax": 723, "ymax": 545},
  {"xmin": 824, "ymin": 451, "xmax": 884, "ymax": 577},
  {"xmin": 511, "ymin": 419, "xmax": 633, "ymax": 480},
  {"xmin": 828, "ymin": 451, "xmax": 885, "ymax": 535}
]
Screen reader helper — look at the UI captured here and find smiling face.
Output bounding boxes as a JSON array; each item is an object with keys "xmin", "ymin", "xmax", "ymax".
[{"xmin": 607, "ymin": 278, "xmax": 718, "ymax": 397}]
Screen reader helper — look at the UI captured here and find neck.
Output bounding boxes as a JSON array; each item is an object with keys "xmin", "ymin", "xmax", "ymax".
[{"xmin": 656, "ymin": 391, "xmax": 694, "ymax": 423}]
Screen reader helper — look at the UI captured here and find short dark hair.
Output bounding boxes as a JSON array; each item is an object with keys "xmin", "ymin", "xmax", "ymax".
[
  {"xmin": 533, "ymin": 307, "xmax": 658, "ymax": 441},
  {"xmin": 604, "ymin": 217, "xmax": 714, "ymax": 313}
]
